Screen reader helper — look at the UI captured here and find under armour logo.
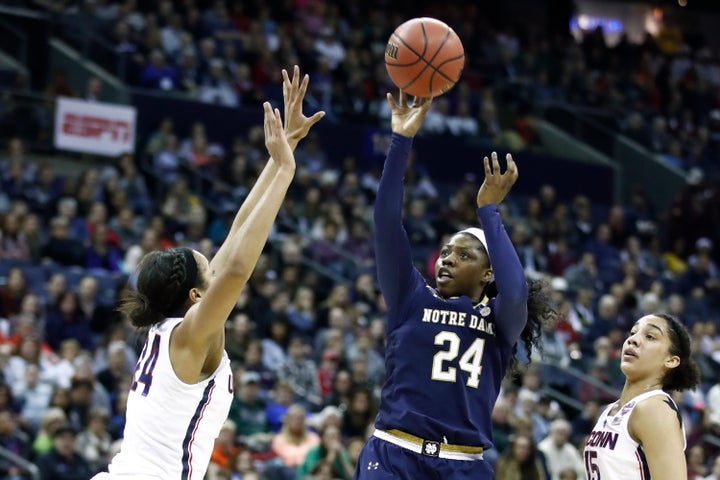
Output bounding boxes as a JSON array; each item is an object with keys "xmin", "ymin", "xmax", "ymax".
[
  {"xmin": 422, "ymin": 440, "xmax": 440, "ymax": 457},
  {"xmin": 367, "ymin": 461, "xmax": 379, "ymax": 470}
]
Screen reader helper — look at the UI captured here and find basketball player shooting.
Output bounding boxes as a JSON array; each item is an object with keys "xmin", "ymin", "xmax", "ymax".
[{"xmin": 352, "ymin": 90, "xmax": 553, "ymax": 480}]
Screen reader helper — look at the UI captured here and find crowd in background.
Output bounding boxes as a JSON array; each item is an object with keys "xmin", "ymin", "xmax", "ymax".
[
  {"xmin": 22, "ymin": 0, "xmax": 719, "ymax": 174},
  {"xmin": 0, "ymin": 0, "xmax": 718, "ymax": 479}
]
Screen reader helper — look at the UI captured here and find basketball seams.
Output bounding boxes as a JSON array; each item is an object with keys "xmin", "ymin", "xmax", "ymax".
[
  {"xmin": 384, "ymin": 17, "xmax": 464, "ymax": 97},
  {"xmin": 392, "ymin": 21, "xmax": 450, "ymax": 96},
  {"xmin": 386, "ymin": 33, "xmax": 425, "ymax": 67},
  {"xmin": 420, "ymin": 20, "xmax": 450, "ymax": 97},
  {"xmin": 428, "ymin": 53, "xmax": 465, "ymax": 94}
]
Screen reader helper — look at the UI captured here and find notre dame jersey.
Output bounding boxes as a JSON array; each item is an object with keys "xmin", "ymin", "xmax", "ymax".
[{"xmin": 372, "ymin": 134, "xmax": 528, "ymax": 449}]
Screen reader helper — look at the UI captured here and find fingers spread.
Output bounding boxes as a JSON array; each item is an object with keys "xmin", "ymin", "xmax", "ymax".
[
  {"xmin": 386, "ymin": 92, "xmax": 397, "ymax": 109},
  {"xmin": 506, "ymin": 153, "xmax": 518, "ymax": 176},
  {"xmin": 491, "ymin": 151, "xmax": 500, "ymax": 174},
  {"xmin": 292, "ymin": 65, "xmax": 300, "ymax": 88},
  {"xmin": 308, "ymin": 111, "xmax": 326, "ymax": 126},
  {"xmin": 263, "ymin": 102, "xmax": 272, "ymax": 138},
  {"xmin": 483, "ymin": 156, "xmax": 491, "ymax": 177},
  {"xmin": 299, "ymin": 73, "xmax": 309, "ymax": 97}
]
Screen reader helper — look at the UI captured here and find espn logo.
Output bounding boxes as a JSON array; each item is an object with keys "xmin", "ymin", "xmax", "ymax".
[{"xmin": 62, "ymin": 114, "xmax": 131, "ymax": 142}]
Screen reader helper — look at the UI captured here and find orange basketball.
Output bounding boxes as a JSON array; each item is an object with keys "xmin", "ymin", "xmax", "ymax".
[{"xmin": 385, "ymin": 17, "xmax": 465, "ymax": 98}]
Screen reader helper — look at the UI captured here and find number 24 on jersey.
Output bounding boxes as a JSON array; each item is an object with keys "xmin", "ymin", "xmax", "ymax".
[{"xmin": 431, "ymin": 331, "xmax": 486, "ymax": 388}]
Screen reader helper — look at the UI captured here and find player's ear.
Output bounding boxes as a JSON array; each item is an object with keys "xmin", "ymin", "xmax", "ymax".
[
  {"xmin": 482, "ymin": 268, "xmax": 493, "ymax": 283},
  {"xmin": 189, "ymin": 288, "xmax": 202, "ymax": 303},
  {"xmin": 664, "ymin": 354, "xmax": 680, "ymax": 370}
]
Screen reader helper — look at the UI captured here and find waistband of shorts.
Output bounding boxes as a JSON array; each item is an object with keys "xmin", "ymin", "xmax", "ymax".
[{"xmin": 373, "ymin": 428, "xmax": 484, "ymax": 461}]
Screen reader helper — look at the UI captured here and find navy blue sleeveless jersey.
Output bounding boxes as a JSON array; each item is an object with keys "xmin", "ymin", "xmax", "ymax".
[{"xmin": 373, "ymin": 134, "xmax": 528, "ymax": 449}]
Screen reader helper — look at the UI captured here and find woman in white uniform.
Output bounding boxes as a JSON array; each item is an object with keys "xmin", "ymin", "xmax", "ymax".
[
  {"xmin": 583, "ymin": 313, "xmax": 700, "ymax": 480},
  {"xmin": 92, "ymin": 66, "xmax": 324, "ymax": 480}
]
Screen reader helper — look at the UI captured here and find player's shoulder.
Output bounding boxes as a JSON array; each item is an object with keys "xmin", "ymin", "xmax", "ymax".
[
  {"xmin": 633, "ymin": 392, "xmax": 676, "ymax": 415},
  {"xmin": 629, "ymin": 392, "xmax": 680, "ymax": 432}
]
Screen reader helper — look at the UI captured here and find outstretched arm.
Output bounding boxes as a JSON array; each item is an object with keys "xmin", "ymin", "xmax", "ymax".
[
  {"xmin": 181, "ymin": 103, "xmax": 296, "ymax": 352},
  {"xmin": 211, "ymin": 66, "xmax": 324, "ymax": 271},
  {"xmin": 374, "ymin": 92, "xmax": 431, "ymax": 312},
  {"xmin": 477, "ymin": 153, "xmax": 527, "ymax": 343}
]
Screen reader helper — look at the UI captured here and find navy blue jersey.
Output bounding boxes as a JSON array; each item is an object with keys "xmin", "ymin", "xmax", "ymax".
[{"xmin": 373, "ymin": 134, "xmax": 528, "ymax": 449}]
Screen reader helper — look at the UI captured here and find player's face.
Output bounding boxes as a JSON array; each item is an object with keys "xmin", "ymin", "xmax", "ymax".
[
  {"xmin": 620, "ymin": 315, "xmax": 679, "ymax": 380},
  {"xmin": 435, "ymin": 233, "xmax": 491, "ymax": 300}
]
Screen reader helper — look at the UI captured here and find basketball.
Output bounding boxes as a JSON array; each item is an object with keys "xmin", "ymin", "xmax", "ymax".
[{"xmin": 385, "ymin": 17, "xmax": 465, "ymax": 98}]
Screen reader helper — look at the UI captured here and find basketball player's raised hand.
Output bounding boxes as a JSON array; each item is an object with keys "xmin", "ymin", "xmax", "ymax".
[
  {"xmin": 282, "ymin": 65, "xmax": 325, "ymax": 148},
  {"xmin": 263, "ymin": 102, "xmax": 294, "ymax": 170},
  {"xmin": 476, "ymin": 151, "xmax": 518, "ymax": 208},
  {"xmin": 386, "ymin": 90, "xmax": 432, "ymax": 138}
]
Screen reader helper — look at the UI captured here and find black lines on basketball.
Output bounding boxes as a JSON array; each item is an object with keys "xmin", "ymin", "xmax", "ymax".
[{"xmin": 384, "ymin": 17, "xmax": 465, "ymax": 97}]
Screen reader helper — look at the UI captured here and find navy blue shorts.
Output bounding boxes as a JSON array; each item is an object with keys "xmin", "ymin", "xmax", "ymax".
[{"xmin": 353, "ymin": 435, "xmax": 493, "ymax": 480}]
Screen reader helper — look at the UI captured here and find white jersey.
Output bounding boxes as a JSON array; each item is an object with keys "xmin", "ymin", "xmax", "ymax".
[
  {"xmin": 105, "ymin": 317, "xmax": 233, "ymax": 479},
  {"xmin": 583, "ymin": 390, "xmax": 685, "ymax": 480}
]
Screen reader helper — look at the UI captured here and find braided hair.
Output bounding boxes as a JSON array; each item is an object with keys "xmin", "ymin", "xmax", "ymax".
[{"xmin": 118, "ymin": 247, "xmax": 206, "ymax": 328}]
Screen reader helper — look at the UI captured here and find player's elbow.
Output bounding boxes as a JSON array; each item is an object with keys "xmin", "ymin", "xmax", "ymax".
[{"xmin": 223, "ymin": 258, "xmax": 253, "ymax": 284}]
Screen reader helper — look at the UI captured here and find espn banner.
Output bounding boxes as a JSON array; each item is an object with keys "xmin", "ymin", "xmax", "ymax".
[{"xmin": 54, "ymin": 96, "xmax": 137, "ymax": 156}]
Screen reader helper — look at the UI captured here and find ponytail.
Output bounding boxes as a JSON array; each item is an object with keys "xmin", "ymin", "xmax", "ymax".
[{"xmin": 509, "ymin": 277, "xmax": 556, "ymax": 375}]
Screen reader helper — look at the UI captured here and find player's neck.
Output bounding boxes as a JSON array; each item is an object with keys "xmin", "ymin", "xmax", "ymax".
[{"xmin": 618, "ymin": 379, "xmax": 663, "ymax": 406}]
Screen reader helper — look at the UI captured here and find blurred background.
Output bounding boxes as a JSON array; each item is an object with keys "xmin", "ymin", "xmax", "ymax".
[{"xmin": 0, "ymin": 1, "xmax": 719, "ymax": 479}]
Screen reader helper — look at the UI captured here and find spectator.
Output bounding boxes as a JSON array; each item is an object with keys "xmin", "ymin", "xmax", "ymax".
[
  {"xmin": 198, "ymin": 58, "xmax": 238, "ymax": 107},
  {"xmin": 570, "ymin": 398, "xmax": 600, "ymax": 447},
  {"xmin": 35, "ymin": 423, "xmax": 93, "ymax": 480},
  {"xmin": 83, "ymin": 76, "xmax": 104, "ymax": 102},
  {"xmin": 0, "ymin": 268, "xmax": 28, "ymax": 319},
  {"xmin": 152, "ymin": 134, "xmax": 181, "ymax": 183},
  {"xmin": 75, "ymin": 406, "xmax": 113, "ymax": 473},
  {"xmin": 270, "ymin": 404, "xmax": 320, "ymax": 471},
  {"xmin": 160, "ymin": 176, "xmax": 207, "ymax": 233},
  {"xmin": 276, "ymin": 336, "xmax": 322, "ymax": 408},
  {"xmin": 317, "ymin": 350, "xmax": 340, "ymax": 400},
  {"xmin": 95, "ymin": 341, "xmax": 132, "ymax": 401},
  {"xmin": 493, "ymin": 432, "xmax": 548, "ymax": 480},
  {"xmin": 76, "ymin": 276, "xmax": 116, "ymax": 338},
  {"xmin": 11, "ymin": 363, "xmax": 52, "ymax": 432},
  {"xmin": 139, "ymin": 50, "xmax": 179, "ymax": 91},
  {"xmin": 228, "ymin": 371, "xmax": 273, "ymax": 449},
  {"xmin": 296, "ymin": 424, "xmax": 354, "ymax": 480},
  {"xmin": 31, "ymin": 407, "xmax": 67, "ymax": 457},
  {"xmin": 537, "ymin": 419, "xmax": 584, "ymax": 480},
  {"xmin": 209, "ymin": 419, "xmax": 239, "ymax": 472},
  {"xmin": 42, "ymin": 216, "xmax": 85, "ymax": 266},
  {"xmin": 54, "ymin": 196, "xmax": 87, "ymax": 241},
  {"xmin": 122, "ymin": 228, "xmax": 160, "ymax": 275},
  {"xmin": 0, "ymin": 410, "xmax": 30, "ymax": 474},
  {"xmin": 0, "ymin": 212, "xmax": 30, "ymax": 260},
  {"xmin": 340, "ymin": 388, "xmax": 375, "ymax": 440},
  {"xmin": 44, "ymin": 292, "xmax": 94, "ymax": 352}
]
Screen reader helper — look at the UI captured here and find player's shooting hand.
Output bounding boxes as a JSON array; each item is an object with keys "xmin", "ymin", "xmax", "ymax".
[
  {"xmin": 282, "ymin": 65, "xmax": 325, "ymax": 149},
  {"xmin": 476, "ymin": 152, "xmax": 518, "ymax": 208},
  {"xmin": 263, "ymin": 102, "xmax": 294, "ymax": 171},
  {"xmin": 386, "ymin": 90, "xmax": 432, "ymax": 138}
]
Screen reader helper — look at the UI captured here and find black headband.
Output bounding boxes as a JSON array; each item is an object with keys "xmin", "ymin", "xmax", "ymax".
[{"xmin": 167, "ymin": 247, "xmax": 198, "ymax": 316}]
